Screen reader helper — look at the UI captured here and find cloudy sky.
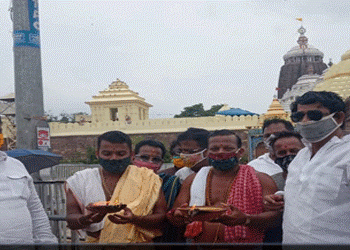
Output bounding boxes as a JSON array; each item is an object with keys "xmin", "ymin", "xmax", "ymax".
[{"xmin": 1, "ymin": 0, "xmax": 350, "ymax": 119}]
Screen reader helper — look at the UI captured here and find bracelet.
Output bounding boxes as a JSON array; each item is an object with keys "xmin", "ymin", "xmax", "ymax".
[{"xmin": 244, "ymin": 214, "xmax": 251, "ymax": 226}]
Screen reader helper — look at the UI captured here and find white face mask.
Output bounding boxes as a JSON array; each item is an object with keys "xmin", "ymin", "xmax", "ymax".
[{"xmin": 296, "ymin": 113, "xmax": 342, "ymax": 143}]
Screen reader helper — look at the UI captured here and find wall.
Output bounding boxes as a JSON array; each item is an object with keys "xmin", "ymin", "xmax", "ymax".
[
  {"xmin": 51, "ymin": 129, "xmax": 249, "ymax": 161},
  {"xmin": 49, "ymin": 115, "xmax": 261, "ymax": 137}
]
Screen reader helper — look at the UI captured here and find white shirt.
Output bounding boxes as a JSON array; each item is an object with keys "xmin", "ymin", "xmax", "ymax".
[
  {"xmin": 248, "ymin": 153, "xmax": 282, "ymax": 176},
  {"xmin": 283, "ymin": 135, "xmax": 350, "ymax": 244},
  {"xmin": 0, "ymin": 151, "xmax": 57, "ymax": 244},
  {"xmin": 174, "ymin": 167, "xmax": 195, "ymax": 184}
]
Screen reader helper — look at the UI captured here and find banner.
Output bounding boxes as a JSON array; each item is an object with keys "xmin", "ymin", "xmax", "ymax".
[{"xmin": 13, "ymin": 0, "xmax": 40, "ymax": 48}]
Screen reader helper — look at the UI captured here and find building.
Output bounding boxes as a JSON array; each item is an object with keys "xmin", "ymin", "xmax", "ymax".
[
  {"xmin": 48, "ymin": 78, "xmax": 263, "ymax": 160},
  {"xmin": 0, "ymin": 93, "xmax": 16, "ymax": 150},
  {"xmin": 277, "ymin": 26, "xmax": 328, "ymax": 98},
  {"xmin": 279, "ymin": 65, "xmax": 325, "ymax": 112},
  {"xmin": 314, "ymin": 49, "xmax": 350, "ymax": 99}
]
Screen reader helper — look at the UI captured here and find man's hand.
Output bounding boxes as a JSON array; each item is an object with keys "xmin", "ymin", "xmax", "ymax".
[
  {"xmin": 263, "ymin": 194, "xmax": 284, "ymax": 211},
  {"xmin": 79, "ymin": 210, "xmax": 107, "ymax": 226},
  {"xmin": 211, "ymin": 204, "xmax": 247, "ymax": 226},
  {"xmin": 108, "ymin": 207, "xmax": 136, "ymax": 224},
  {"xmin": 166, "ymin": 203, "xmax": 191, "ymax": 227}
]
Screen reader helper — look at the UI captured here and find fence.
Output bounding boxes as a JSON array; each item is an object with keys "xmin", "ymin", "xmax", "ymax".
[{"xmin": 34, "ymin": 180, "xmax": 79, "ymax": 243}]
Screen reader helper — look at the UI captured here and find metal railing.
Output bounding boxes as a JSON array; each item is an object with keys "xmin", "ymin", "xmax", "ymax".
[{"xmin": 34, "ymin": 180, "xmax": 79, "ymax": 243}]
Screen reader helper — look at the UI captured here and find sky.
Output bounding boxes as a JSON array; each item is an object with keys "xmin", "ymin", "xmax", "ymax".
[{"xmin": 1, "ymin": 0, "xmax": 350, "ymax": 119}]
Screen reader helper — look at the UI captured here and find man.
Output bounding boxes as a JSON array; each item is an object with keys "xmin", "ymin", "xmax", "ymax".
[
  {"xmin": 268, "ymin": 131, "xmax": 304, "ymax": 191},
  {"xmin": 158, "ymin": 140, "xmax": 183, "ymax": 176},
  {"xmin": 65, "ymin": 131, "xmax": 166, "ymax": 243},
  {"xmin": 0, "ymin": 151, "xmax": 57, "ymax": 244},
  {"xmin": 173, "ymin": 127, "xmax": 210, "ymax": 183},
  {"xmin": 262, "ymin": 131, "xmax": 304, "ymax": 243},
  {"xmin": 248, "ymin": 119, "xmax": 294, "ymax": 176},
  {"xmin": 168, "ymin": 130, "xmax": 280, "ymax": 243},
  {"xmin": 133, "ymin": 139, "xmax": 181, "ymax": 210},
  {"xmin": 133, "ymin": 139, "xmax": 182, "ymax": 242},
  {"xmin": 281, "ymin": 91, "xmax": 350, "ymax": 244}
]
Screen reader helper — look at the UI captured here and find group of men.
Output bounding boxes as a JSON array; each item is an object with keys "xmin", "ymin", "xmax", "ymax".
[{"xmin": 1, "ymin": 90, "xmax": 349, "ymax": 245}]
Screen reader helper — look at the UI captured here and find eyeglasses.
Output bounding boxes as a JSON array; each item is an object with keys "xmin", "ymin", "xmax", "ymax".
[
  {"xmin": 135, "ymin": 155, "xmax": 163, "ymax": 164},
  {"xmin": 179, "ymin": 148, "xmax": 203, "ymax": 155},
  {"xmin": 291, "ymin": 110, "xmax": 328, "ymax": 123}
]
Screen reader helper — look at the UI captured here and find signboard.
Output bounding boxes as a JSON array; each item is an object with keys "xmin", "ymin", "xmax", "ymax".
[
  {"xmin": 13, "ymin": 0, "xmax": 40, "ymax": 48},
  {"xmin": 37, "ymin": 127, "xmax": 50, "ymax": 150}
]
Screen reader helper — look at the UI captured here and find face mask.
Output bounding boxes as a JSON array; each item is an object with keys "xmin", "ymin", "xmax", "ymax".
[
  {"xmin": 208, "ymin": 151, "xmax": 239, "ymax": 171},
  {"xmin": 296, "ymin": 113, "xmax": 342, "ymax": 143},
  {"xmin": 172, "ymin": 156, "xmax": 185, "ymax": 168},
  {"xmin": 180, "ymin": 149, "xmax": 206, "ymax": 168},
  {"xmin": 99, "ymin": 157, "xmax": 131, "ymax": 174},
  {"xmin": 133, "ymin": 159, "xmax": 161, "ymax": 172},
  {"xmin": 274, "ymin": 154, "xmax": 296, "ymax": 173}
]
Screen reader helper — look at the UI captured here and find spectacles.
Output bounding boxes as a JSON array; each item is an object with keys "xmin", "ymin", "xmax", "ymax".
[
  {"xmin": 291, "ymin": 110, "xmax": 328, "ymax": 123},
  {"xmin": 135, "ymin": 155, "xmax": 163, "ymax": 164}
]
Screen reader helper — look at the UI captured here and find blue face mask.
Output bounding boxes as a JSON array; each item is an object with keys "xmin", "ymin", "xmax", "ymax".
[{"xmin": 99, "ymin": 157, "xmax": 131, "ymax": 174}]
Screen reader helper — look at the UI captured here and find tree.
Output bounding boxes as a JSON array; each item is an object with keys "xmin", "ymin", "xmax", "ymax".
[
  {"xmin": 204, "ymin": 104, "xmax": 224, "ymax": 116},
  {"xmin": 174, "ymin": 103, "xmax": 224, "ymax": 118}
]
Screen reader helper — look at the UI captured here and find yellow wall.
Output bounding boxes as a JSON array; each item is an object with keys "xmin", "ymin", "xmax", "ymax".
[{"xmin": 49, "ymin": 115, "xmax": 261, "ymax": 137}]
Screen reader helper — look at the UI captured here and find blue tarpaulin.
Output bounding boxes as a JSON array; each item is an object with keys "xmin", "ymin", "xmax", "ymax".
[{"xmin": 216, "ymin": 108, "xmax": 257, "ymax": 116}]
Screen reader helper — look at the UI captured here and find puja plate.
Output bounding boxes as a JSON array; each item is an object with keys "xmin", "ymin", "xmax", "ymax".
[
  {"xmin": 86, "ymin": 201, "xmax": 127, "ymax": 213},
  {"xmin": 178, "ymin": 206, "xmax": 227, "ymax": 221}
]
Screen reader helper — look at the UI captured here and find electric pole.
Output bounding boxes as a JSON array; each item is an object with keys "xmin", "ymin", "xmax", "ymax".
[{"xmin": 12, "ymin": 0, "xmax": 49, "ymax": 150}]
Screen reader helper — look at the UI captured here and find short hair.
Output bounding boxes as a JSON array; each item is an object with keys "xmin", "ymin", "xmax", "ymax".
[
  {"xmin": 169, "ymin": 140, "xmax": 180, "ymax": 156},
  {"xmin": 177, "ymin": 127, "xmax": 209, "ymax": 149},
  {"xmin": 291, "ymin": 91, "xmax": 345, "ymax": 114},
  {"xmin": 97, "ymin": 131, "xmax": 132, "ymax": 151},
  {"xmin": 262, "ymin": 118, "xmax": 294, "ymax": 133},
  {"xmin": 269, "ymin": 131, "xmax": 302, "ymax": 150},
  {"xmin": 291, "ymin": 91, "xmax": 345, "ymax": 128},
  {"xmin": 209, "ymin": 129, "xmax": 242, "ymax": 148},
  {"xmin": 134, "ymin": 139, "xmax": 166, "ymax": 158}
]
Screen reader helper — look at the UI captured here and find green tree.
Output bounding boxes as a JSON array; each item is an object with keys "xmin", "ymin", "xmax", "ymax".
[
  {"xmin": 204, "ymin": 104, "xmax": 224, "ymax": 116},
  {"xmin": 174, "ymin": 103, "xmax": 224, "ymax": 118}
]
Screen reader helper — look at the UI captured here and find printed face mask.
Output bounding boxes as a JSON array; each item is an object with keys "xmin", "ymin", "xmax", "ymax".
[
  {"xmin": 133, "ymin": 159, "xmax": 161, "ymax": 172},
  {"xmin": 172, "ymin": 156, "xmax": 185, "ymax": 168},
  {"xmin": 180, "ymin": 149, "xmax": 206, "ymax": 168},
  {"xmin": 208, "ymin": 151, "xmax": 239, "ymax": 171},
  {"xmin": 99, "ymin": 157, "xmax": 131, "ymax": 174},
  {"xmin": 274, "ymin": 154, "xmax": 296, "ymax": 173},
  {"xmin": 296, "ymin": 113, "xmax": 342, "ymax": 143}
]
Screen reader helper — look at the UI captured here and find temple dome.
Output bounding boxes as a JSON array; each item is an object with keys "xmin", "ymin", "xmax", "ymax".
[
  {"xmin": 314, "ymin": 49, "xmax": 350, "ymax": 99},
  {"xmin": 283, "ymin": 45, "xmax": 324, "ymax": 61}
]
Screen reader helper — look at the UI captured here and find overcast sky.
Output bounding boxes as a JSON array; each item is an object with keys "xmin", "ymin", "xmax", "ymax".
[{"xmin": 1, "ymin": 0, "xmax": 350, "ymax": 119}]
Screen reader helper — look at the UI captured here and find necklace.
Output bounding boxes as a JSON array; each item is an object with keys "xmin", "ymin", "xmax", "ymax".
[
  {"xmin": 100, "ymin": 169, "xmax": 113, "ymax": 200},
  {"xmin": 206, "ymin": 167, "xmax": 239, "ymax": 206}
]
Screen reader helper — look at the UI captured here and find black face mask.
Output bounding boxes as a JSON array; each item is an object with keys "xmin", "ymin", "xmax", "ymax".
[
  {"xmin": 274, "ymin": 155, "xmax": 296, "ymax": 173},
  {"xmin": 99, "ymin": 157, "xmax": 131, "ymax": 174}
]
